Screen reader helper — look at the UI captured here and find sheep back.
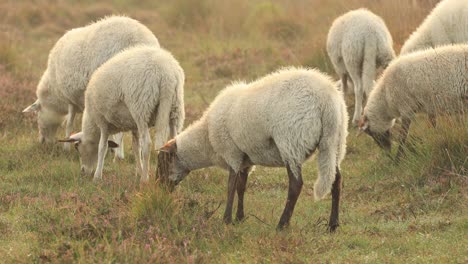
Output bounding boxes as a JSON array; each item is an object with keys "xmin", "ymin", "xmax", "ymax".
[
  {"xmin": 400, "ymin": 0, "xmax": 468, "ymax": 55},
  {"xmin": 85, "ymin": 46, "xmax": 184, "ymax": 148},
  {"xmin": 366, "ymin": 44, "xmax": 468, "ymax": 130},
  {"xmin": 327, "ymin": 8, "xmax": 395, "ymax": 72},
  {"xmin": 42, "ymin": 16, "xmax": 160, "ymax": 111},
  {"xmin": 203, "ymin": 67, "xmax": 347, "ymax": 176}
]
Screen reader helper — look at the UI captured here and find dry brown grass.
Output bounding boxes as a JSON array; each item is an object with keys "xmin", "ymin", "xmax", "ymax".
[
  {"xmin": 0, "ymin": 0, "xmax": 439, "ymax": 123},
  {"xmin": 2, "ymin": 1, "xmax": 466, "ymax": 263}
]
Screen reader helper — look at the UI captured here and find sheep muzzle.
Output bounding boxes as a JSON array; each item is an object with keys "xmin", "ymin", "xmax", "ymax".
[{"xmin": 156, "ymin": 151, "xmax": 176, "ymax": 188}]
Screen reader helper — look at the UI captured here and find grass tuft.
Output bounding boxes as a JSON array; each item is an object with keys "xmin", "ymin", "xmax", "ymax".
[{"xmin": 131, "ymin": 184, "xmax": 179, "ymax": 227}]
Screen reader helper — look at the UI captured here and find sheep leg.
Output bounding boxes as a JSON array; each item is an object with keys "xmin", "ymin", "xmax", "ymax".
[
  {"xmin": 235, "ymin": 167, "xmax": 250, "ymax": 222},
  {"xmin": 349, "ymin": 74, "xmax": 363, "ymax": 125},
  {"xmin": 396, "ymin": 117, "xmax": 412, "ymax": 160},
  {"xmin": 170, "ymin": 118, "xmax": 178, "ymax": 139},
  {"xmin": 223, "ymin": 168, "xmax": 238, "ymax": 225},
  {"xmin": 354, "ymin": 87, "xmax": 364, "ymax": 124},
  {"xmin": 341, "ymin": 74, "xmax": 348, "ymax": 95},
  {"xmin": 112, "ymin": 133, "xmax": 125, "ymax": 162},
  {"xmin": 132, "ymin": 131, "xmax": 142, "ymax": 178},
  {"xmin": 64, "ymin": 104, "xmax": 76, "ymax": 151},
  {"xmin": 138, "ymin": 125, "xmax": 151, "ymax": 183},
  {"xmin": 329, "ymin": 167, "xmax": 342, "ymax": 232},
  {"xmin": 277, "ymin": 164, "xmax": 303, "ymax": 230},
  {"xmin": 94, "ymin": 127, "xmax": 109, "ymax": 182}
]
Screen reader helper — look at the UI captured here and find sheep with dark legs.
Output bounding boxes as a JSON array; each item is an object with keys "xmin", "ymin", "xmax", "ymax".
[{"xmin": 158, "ymin": 67, "xmax": 348, "ymax": 231}]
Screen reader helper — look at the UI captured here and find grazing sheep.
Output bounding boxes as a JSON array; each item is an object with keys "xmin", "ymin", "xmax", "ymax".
[
  {"xmin": 327, "ymin": 8, "xmax": 395, "ymax": 125},
  {"xmin": 400, "ymin": 0, "xmax": 468, "ymax": 55},
  {"xmin": 22, "ymin": 15, "xmax": 160, "ymax": 157},
  {"xmin": 157, "ymin": 67, "xmax": 348, "ymax": 231},
  {"xmin": 359, "ymin": 44, "xmax": 468, "ymax": 158},
  {"xmin": 60, "ymin": 46, "xmax": 185, "ymax": 182}
]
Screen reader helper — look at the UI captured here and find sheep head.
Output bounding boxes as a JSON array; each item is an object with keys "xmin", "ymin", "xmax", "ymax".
[
  {"xmin": 157, "ymin": 139, "xmax": 189, "ymax": 191},
  {"xmin": 359, "ymin": 115, "xmax": 392, "ymax": 151},
  {"xmin": 59, "ymin": 132, "xmax": 118, "ymax": 176},
  {"xmin": 23, "ymin": 100, "xmax": 63, "ymax": 144}
]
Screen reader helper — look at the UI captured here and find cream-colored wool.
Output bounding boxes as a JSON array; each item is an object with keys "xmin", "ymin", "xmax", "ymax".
[
  {"xmin": 362, "ymin": 44, "xmax": 468, "ymax": 135},
  {"xmin": 400, "ymin": 0, "xmax": 468, "ymax": 55},
  {"xmin": 74, "ymin": 46, "xmax": 184, "ymax": 182},
  {"xmin": 167, "ymin": 67, "xmax": 348, "ymax": 200},
  {"xmin": 23, "ymin": 16, "xmax": 160, "ymax": 158},
  {"xmin": 327, "ymin": 9, "xmax": 395, "ymax": 125}
]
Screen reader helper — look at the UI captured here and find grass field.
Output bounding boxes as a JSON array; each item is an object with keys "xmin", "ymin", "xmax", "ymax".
[{"xmin": 0, "ymin": 0, "xmax": 467, "ymax": 262}]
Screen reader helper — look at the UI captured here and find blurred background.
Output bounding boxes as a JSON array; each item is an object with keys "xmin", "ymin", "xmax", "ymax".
[{"xmin": 0, "ymin": 0, "xmax": 439, "ymax": 128}]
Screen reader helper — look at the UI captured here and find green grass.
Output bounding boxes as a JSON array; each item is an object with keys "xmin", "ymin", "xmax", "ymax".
[
  {"xmin": 0, "ymin": 0, "xmax": 467, "ymax": 262},
  {"xmin": 1, "ymin": 117, "xmax": 466, "ymax": 262}
]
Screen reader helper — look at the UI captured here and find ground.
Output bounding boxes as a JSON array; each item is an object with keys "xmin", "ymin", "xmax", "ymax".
[{"xmin": 0, "ymin": 0, "xmax": 466, "ymax": 263}]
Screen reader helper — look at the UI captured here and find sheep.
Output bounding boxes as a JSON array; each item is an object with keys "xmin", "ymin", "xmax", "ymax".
[
  {"xmin": 400, "ymin": 0, "xmax": 468, "ymax": 55},
  {"xmin": 157, "ymin": 67, "xmax": 348, "ymax": 231},
  {"xmin": 22, "ymin": 15, "xmax": 160, "ymax": 158},
  {"xmin": 327, "ymin": 8, "xmax": 395, "ymax": 125},
  {"xmin": 359, "ymin": 44, "xmax": 467, "ymax": 159},
  {"xmin": 59, "ymin": 46, "xmax": 184, "ymax": 183}
]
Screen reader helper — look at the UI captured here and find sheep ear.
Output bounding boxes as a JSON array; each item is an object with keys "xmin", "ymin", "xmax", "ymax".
[
  {"xmin": 22, "ymin": 100, "xmax": 41, "ymax": 113},
  {"xmin": 358, "ymin": 116, "xmax": 369, "ymax": 134},
  {"xmin": 159, "ymin": 139, "xmax": 177, "ymax": 153},
  {"xmin": 58, "ymin": 132, "xmax": 83, "ymax": 143},
  {"xmin": 108, "ymin": 140, "xmax": 119, "ymax": 148},
  {"xmin": 58, "ymin": 138, "xmax": 80, "ymax": 143}
]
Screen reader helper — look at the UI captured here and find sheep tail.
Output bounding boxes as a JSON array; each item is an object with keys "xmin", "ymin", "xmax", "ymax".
[
  {"xmin": 314, "ymin": 143, "xmax": 337, "ymax": 200},
  {"xmin": 314, "ymin": 105, "xmax": 344, "ymax": 200},
  {"xmin": 153, "ymin": 98, "xmax": 172, "ymax": 150},
  {"xmin": 153, "ymin": 73, "xmax": 185, "ymax": 149},
  {"xmin": 170, "ymin": 71, "xmax": 185, "ymax": 138}
]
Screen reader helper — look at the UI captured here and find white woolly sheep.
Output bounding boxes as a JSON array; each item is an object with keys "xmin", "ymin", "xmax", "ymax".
[
  {"xmin": 60, "ymin": 46, "xmax": 185, "ymax": 183},
  {"xmin": 359, "ymin": 44, "xmax": 468, "ymax": 159},
  {"xmin": 327, "ymin": 8, "xmax": 395, "ymax": 125},
  {"xmin": 22, "ymin": 15, "xmax": 160, "ymax": 158},
  {"xmin": 400, "ymin": 0, "xmax": 468, "ymax": 55},
  {"xmin": 157, "ymin": 67, "xmax": 348, "ymax": 231}
]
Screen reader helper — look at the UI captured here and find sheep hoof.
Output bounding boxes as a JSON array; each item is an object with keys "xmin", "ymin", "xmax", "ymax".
[
  {"xmin": 235, "ymin": 214, "xmax": 245, "ymax": 223},
  {"xmin": 276, "ymin": 225, "xmax": 288, "ymax": 231},
  {"xmin": 276, "ymin": 222, "xmax": 289, "ymax": 231},
  {"xmin": 328, "ymin": 223, "xmax": 339, "ymax": 233},
  {"xmin": 223, "ymin": 216, "xmax": 232, "ymax": 225},
  {"xmin": 93, "ymin": 176, "xmax": 103, "ymax": 183}
]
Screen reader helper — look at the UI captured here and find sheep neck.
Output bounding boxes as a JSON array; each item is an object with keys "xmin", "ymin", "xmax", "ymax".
[
  {"xmin": 37, "ymin": 73, "xmax": 69, "ymax": 116},
  {"xmin": 176, "ymin": 119, "xmax": 215, "ymax": 171},
  {"xmin": 81, "ymin": 110, "xmax": 100, "ymax": 144},
  {"xmin": 367, "ymin": 84, "xmax": 398, "ymax": 132},
  {"xmin": 401, "ymin": 29, "xmax": 432, "ymax": 55}
]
